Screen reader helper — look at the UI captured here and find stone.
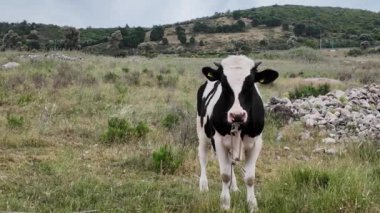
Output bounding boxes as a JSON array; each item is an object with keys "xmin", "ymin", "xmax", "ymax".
[
  {"xmin": 322, "ymin": 137, "xmax": 336, "ymax": 144},
  {"xmin": 284, "ymin": 146, "xmax": 290, "ymax": 151},
  {"xmin": 325, "ymin": 148, "xmax": 337, "ymax": 155},
  {"xmin": 2, "ymin": 62, "xmax": 20, "ymax": 69},
  {"xmin": 305, "ymin": 118, "xmax": 315, "ymax": 128},
  {"xmin": 312, "ymin": 147, "xmax": 325, "ymax": 153}
]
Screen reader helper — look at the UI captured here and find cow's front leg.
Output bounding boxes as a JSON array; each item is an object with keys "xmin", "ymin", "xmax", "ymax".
[
  {"xmin": 244, "ymin": 135, "xmax": 262, "ymax": 213},
  {"xmin": 215, "ymin": 134, "xmax": 232, "ymax": 210},
  {"xmin": 198, "ymin": 137, "xmax": 209, "ymax": 191}
]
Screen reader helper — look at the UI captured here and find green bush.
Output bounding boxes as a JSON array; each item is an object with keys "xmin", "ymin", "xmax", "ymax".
[
  {"xmin": 7, "ymin": 114, "xmax": 24, "ymax": 129},
  {"xmin": 103, "ymin": 72, "xmax": 119, "ymax": 83},
  {"xmin": 161, "ymin": 112, "xmax": 180, "ymax": 129},
  {"xmin": 289, "ymin": 84, "xmax": 330, "ymax": 100},
  {"xmin": 347, "ymin": 48, "xmax": 362, "ymax": 57},
  {"xmin": 133, "ymin": 121, "xmax": 150, "ymax": 138},
  {"xmin": 152, "ymin": 145, "xmax": 183, "ymax": 174},
  {"xmin": 103, "ymin": 117, "xmax": 150, "ymax": 143}
]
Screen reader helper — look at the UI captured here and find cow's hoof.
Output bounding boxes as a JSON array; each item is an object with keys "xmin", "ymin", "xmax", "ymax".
[
  {"xmin": 248, "ymin": 198, "xmax": 258, "ymax": 213},
  {"xmin": 220, "ymin": 193, "xmax": 230, "ymax": 210},
  {"xmin": 199, "ymin": 178, "xmax": 209, "ymax": 192},
  {"xmin": 230, "ymin": 185, "xmax": 239, "ymax": 192}
]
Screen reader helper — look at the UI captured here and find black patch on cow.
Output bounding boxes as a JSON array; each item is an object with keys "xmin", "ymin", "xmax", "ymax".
[
  {"xmin": 253, "ymin": 69, "xmax": 279, "ymax": 84},
  {"xmin": 197, "ymin": 82, "xmax": 207, "ymax": 116},
  {"xmin": 210, "ymin": 74, "xmax": 234, "ymax": 136},
  {"xmin": 239, "ymin": 75, "xmax": 265, "ymax": 138},
  {"xmin": 197, "ymin": 81, "xmax": 220, "ymax": 127}
]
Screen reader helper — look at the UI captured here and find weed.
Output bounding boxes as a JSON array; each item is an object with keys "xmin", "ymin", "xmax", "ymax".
[
  {"xmin": 31, "ymin": 73, "xmax": 48, "ymax": 89},
  {"xmin": 102, "ymin": 117, "xmax": 150, "ymax": 143},
  {"xmin": 17, "ymin": 94, "xmax": 33, "ymax": 106},
  {"xmin": 103, "ymin": 72, "xmax": 119, "ymax": 83},
  {"xmin": 161, "ymin": 112, "xmax": 180, "ymax": 130},
  {"xmin": 133, "ymin": 121, "xmax": 150, "ymax": 138},
  {"xmin": 122, "ymin": 67, "xmax": 129, "ymax": 73},
  {"xmin": 152, "ymin": 145, "xmax": 183, "ymax": 174},
  {"xmin": 288, "ymin": 83, "xmax": 330, "ymax": 99},
  {"xmin": 125, "ymin": 71, "xmax": 140, "ymax": 85},
  {"xmin": 7, "ymin": 114, "xmax": 24, "ymax": 129},
  {"xmin": 52, "ymin": 63, "xmax": 79, "ymax": 88}
]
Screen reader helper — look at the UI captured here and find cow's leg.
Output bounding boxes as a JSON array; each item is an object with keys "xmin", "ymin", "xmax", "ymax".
[
  {"xmin": 243, "ymin": 135, "xmax": 262, "ymax": 213},
  {"xmin": 230, "ymin": 167, "xmax": 239, "ymax": 192},
  {"xmin": 215, "ymin": 133, "xmax": 232, "ymax": 210},
  {"xmin": 198, "ymin": 137, "xmax": 209, "ymax": 191}
]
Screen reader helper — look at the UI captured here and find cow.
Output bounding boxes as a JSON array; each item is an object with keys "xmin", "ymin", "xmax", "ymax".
[{"xmin": 196, "ymin": 55, "xmax": 279, "ymax": 212}]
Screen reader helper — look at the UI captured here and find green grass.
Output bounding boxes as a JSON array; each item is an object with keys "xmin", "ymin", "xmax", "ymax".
[{"xmin": 0, "ymin": 50, "xmax": 379, "ymax": 212}]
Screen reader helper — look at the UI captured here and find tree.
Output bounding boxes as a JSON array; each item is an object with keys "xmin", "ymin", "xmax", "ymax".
[
  {"xmin": 189, "ymin": 36, "xmax": 196, "ymax": 45},
  {"xmin": 26, "ymin": 30, "xmax": 40, "ymax": 50},
  {"xmin": 122, "ymin": 27, "xmax": 146, "ymax": 48},
  {"xmin": 175, "ymin": 25, "xmax": 187, "ymax": 44},
  {"xmin": 2, "ymin": 30, "xmax": 21, "ymax": 49},
  {"xmin": 63, "ymin": 27, "xmax": 80, "ymax": 50},
  {"xmin": 162, "ymin": 37, "xmax": 169, "ymax": 45},
  {"xmin": 150, "ymin": 25, "xmax": 164, "ymax": 41},
  {"xmin": 282, "ymin": 23, "xmax": 289, "ymax": 31},
  {"xmin": 232, "ymin": 11, "xmax": 242, "ymax": 20},
  {"xmin": 293, "ymin": 23, "xmax": 306, "ymax": 36},
  {"xmin": 110, "ymin": 30, "xmax": 123, "ymax": 49},
  {"xmin": 263, "ymin": 17, "xmax": 282, "ymax": 27}
]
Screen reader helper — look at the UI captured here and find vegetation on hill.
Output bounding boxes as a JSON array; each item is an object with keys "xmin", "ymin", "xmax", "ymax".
[{"xmin": 0, "ymin": 5, "xmax": 379, "ymax": 55}]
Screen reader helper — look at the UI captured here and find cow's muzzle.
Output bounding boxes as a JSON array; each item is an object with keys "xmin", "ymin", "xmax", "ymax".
[{"xmin": 229, "ymin": 112, "xmax": 247, "ymax": 123}]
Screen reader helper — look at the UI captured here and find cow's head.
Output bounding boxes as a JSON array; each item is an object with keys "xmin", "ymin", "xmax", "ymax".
[{"xmin": 202, "ymin": 55, "xmax": 278, "ymax": 124}]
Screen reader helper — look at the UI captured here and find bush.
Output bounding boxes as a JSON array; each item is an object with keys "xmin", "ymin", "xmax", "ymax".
[
  {"xmin": 150, "ymin": 25, "xmax": 164, "ymax": 41},
  {"xmin": 347, "ymin": 48, "xmax": 362, "ymax": 57},
  {"xmin": 103, "ymin": 72, "xmax": 119, "ymax": 83},
  {"xmin": 288, "ymin": 84, "xmax": 330, "ymax": 100},
  {"xmin": 102, "ymin": 117, "xmax": 150, "ymax": 143},
  {"xmin": 161, "ymin": 112, "xmax": 180, "ymax": 129},
  {"xmin": 7, "ymin": 114, "xmax": 24, "ymax": 129},
  {"xmin": 152, "ymin": 145, "xmax": 183, "ymax": 174}
]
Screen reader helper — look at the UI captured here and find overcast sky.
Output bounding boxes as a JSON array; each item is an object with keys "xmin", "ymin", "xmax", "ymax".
[{"xmin": 0, "ymin": 0, "xmax": 379, "ymax": 28}]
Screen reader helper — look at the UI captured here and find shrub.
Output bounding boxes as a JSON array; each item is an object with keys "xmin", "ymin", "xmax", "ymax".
[
  {"xmin": 103, "ymin": 72, "xmax": 119, "ymax": 83},
  {"xmin": 125, "ymin": 71, "xmax": 140, "ymax": 85},
  {"xmin": 161, "ymin": 112, "xmax": 180, "ymax": 129},
  {"xmin": 347, "ymin": 48, "xmax": 362, "ymax": 57},
  {"xmin": 133, "ymin": 121, "xmax": 150, "ymax": 138},
  {"xmin": 152, "ymin": 145, "xmax": 183, "ymax": 174},
  {"xmin": 162, "ymin": 37, "xmax": 169, "ymax": 45},
  {"xmin": 288, "ymin": 84, "xmax": 330, "ymax": 100},
  {"xmin": 102, "ymin": 117, "xmax": 131, "ymax": 143},
  {"xmin": 17, "ymin": 94, "xmax": 33, "ymax": 106},
  {"xmin": 7, "ymin": 114, "xmax": 24, "ymax": 129},
  {"xmin": 150, "ymin": 25, "xmax": 164, "ymax": 41},
  {"xmin": 102, "ymin": 117, "xmax": 150, "ymax": 143},
  {"xmin": 52, "ymin": 64, "xmax": 79, "ymax": 88},
  {"xmin": 31, "ymin": 73, "xmax": 47, "ymax": 89}
]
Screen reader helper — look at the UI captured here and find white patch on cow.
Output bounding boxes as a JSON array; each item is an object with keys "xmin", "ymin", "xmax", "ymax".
[{"xmin": 221, "ymin": 55, "xmax": 255, "ymax": 123}]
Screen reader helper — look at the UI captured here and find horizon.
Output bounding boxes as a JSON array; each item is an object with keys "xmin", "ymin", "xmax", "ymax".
[{"xmin": 0, "ymin": 1, "xmax": 379, "ymax": 29}]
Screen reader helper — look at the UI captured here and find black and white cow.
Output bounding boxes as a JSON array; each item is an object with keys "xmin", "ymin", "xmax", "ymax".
[{"xmin": 196, "ymin": 55, "xmax": 278, "ymax": 212}]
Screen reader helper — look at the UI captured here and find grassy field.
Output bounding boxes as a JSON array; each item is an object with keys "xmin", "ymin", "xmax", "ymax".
[{"xmin": 0, "ymin": 49, "xmax": 379, "ymax": 212}]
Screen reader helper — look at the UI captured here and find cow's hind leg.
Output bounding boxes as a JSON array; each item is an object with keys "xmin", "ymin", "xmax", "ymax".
[
  {"xmin": 230, "ymin": 167, "xmax": 239, "ymax": 192},
  {"xmin": 198, "ymin": 136, "xmax": 209, "ymax": 191},
  {"xmin": 244, "ymin": 135, "xmax": 262, "ymax": 213}
]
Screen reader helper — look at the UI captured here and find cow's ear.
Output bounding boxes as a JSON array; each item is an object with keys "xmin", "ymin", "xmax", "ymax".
[
  {"xmin": 202, "ymin": 67, "xmax": 221, "ymax": 81},
  {"xmin": 255, "ymin": 69, "xmax": 279, "ymax": 84}
]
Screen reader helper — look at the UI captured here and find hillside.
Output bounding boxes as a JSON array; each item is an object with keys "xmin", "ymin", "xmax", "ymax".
[{"xmin": 0, "ymin": 5, "xmax": 379, "ymax": 55}]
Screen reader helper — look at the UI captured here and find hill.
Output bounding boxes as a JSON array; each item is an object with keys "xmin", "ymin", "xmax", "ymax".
[{"xmin": 0, "ymin": 5, "xmax": 379, "ymax": 55}]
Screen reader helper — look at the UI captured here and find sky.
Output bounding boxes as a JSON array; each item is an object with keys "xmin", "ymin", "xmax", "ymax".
[{"xmin": 0, "ymin": 0, "xmax": 379, "ymax": 28}]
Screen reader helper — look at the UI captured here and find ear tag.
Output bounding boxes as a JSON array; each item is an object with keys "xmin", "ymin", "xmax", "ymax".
[{"xmin": 207, "ymin": 73, "xmax": 214, "ymax": 78}]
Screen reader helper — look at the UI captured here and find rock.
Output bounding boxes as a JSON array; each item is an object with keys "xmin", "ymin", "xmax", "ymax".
[
  {"xmin": 2, "ymin": 62, "xmax": 20, "ymax": 69},
  {"xmin": 305, "ymin": 118, "xmax": 315, "ymax": 128},
  {"xmin": 276, "ymin": 132, "xmax": 283, "ymax": 142},
  {"xmin": 299, "ymin": 131, "xmax": 311, "ymax": 140},
  {"xmin": 312, "ymin": 147, "xmax": 325, "ymax": 153},
  {"xmin": 284, "ymin": 146, "xmax": 290, "ymax": 151},
  {"xmin": 322, "ymin": 137, "xmax": 336, "ymax": 144},
  {"xmin": 325, "ymin": 148, "xmax": 337, "ymax": 155}
]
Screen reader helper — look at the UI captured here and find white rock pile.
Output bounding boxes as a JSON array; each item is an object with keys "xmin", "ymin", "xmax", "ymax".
[{"xmin": 267, "ymin": 84, "xmax": 380, "ymax": 141}]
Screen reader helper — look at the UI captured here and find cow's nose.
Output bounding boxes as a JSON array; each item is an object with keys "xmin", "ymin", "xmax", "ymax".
[{"xmin": 230, "ymin": 112, "xmax": 246, "ymax": 123}]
